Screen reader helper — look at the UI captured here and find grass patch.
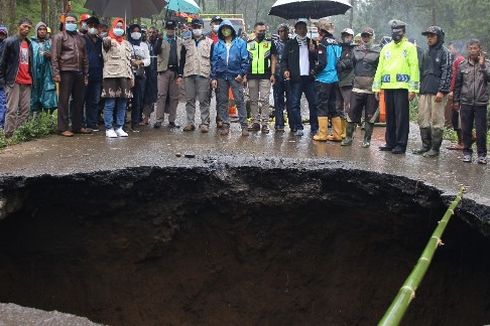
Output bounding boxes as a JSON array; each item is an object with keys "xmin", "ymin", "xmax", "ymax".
[{"xmin": 0, "ymin": 110, "xmax": 57, "ymax": 149}]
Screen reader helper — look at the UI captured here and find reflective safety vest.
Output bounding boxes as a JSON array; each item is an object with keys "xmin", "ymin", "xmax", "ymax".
[{"xmin": 247, "ymin": 39, "xmax": 272, "ymax": 75}]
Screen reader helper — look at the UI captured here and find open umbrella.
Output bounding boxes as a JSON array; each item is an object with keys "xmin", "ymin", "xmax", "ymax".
[
  {"xmin": 165, "ymin": 0, "xmax": 201, "ymax": 14},
  {"xmin": 84, "ymin": 0, "xmax": 165, "ymax": 19},
  {"xmin": 269, "ymin": 0, "xmax": 352, "ymax": 19}
]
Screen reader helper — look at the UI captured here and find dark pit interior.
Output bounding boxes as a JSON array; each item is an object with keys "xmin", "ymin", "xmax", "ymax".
[{"xmin": 0, "ymin": 166, "xmax": 489, "ymax": 325}]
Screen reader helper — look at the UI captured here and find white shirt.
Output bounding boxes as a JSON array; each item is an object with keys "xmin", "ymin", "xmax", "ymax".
[
  {"xmin": 225, "ymin": 42, "xmax": 232, "ymax": 65},
  {"xmin": 130, "ymin": 42, "xmax": 151, "ymax": 67},
  {"xmin": 299, "ymin": 43, "xmax": 310, "ymax": 76}
]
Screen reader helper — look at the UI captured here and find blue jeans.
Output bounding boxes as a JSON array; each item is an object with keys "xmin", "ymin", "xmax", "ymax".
[
  {"xmin": 217, "ymin": 78, "xmax": 247, "ymax": 127},
  {"xmin": 289, "ymin": 77, "xmax": 318, "ymax": 132},
  {"xmin": 104, "ymin": 98, "xmax": 127, "ymax": 130},
  {"xmin": 0, "ymin": 88, "xmax": 6, "ymax": 129},
  {"xmin": 273, "ymin": 75, "xmax": 290, "ymax": 128},
  {"xmin": 85, "ymin": 80, "xmax": 102, "ymax": 129}
]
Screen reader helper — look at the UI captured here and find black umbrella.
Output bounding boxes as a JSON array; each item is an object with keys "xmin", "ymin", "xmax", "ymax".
[
  {"xmin": 84, "ymin": 0, "xmax": 166, "ymax": 19},
  {"xmin": 269, "ymin": 0, "xmax": 352, "ymax": 19}
]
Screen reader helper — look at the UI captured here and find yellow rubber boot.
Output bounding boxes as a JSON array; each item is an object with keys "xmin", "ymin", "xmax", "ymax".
[
  {"xmin": 326, "ymin": 117, "xmax": 343, "ymax": 142},
  {"xmin": 313, "ymin": 117, "xmax": 329, "ymax": 141},
  {"xmin": 340, "ymin": 118, "xmax": 347, "ymax": 139}
]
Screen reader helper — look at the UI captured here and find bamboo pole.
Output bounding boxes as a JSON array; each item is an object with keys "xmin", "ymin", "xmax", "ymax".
[{"xmin": 378, "ymin": 186, "xmax": 466, "ymax": 326}]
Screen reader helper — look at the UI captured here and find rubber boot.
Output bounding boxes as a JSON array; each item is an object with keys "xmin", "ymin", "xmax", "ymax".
[
  {"xmin": 423, "ymin": 128, "xmax": 443, "ymax": 157},
  {"xmin": 313, "ymin": 117, "xmax": 329, "ymax": 141},
  {"xmin": 412, "ymin": 128, "xmax": 432, "ymax": 155},
  {"xmin": 341, "ymin": 122, "xmax": 356, "ymax": 146},
  {"xmin": 362, "ymin": 122, "xmax": 374, "ymax": 148},
  {"xmin": 340, "ymin": 118, "xmax": 347, "ymax": 139},
  {"xmin": 326, "ymin": 117, "xmax": 343, "ymax": 142}
]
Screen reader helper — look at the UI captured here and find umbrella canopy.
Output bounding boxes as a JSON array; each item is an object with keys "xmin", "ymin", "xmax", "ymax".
[
  {"xmin": 165, "ymin": 0, "xmax": 201, "ymax": 14},
  {"xmin": 84, "ymin": 0, "xmax": 165, "ymax": 19},
  {"xmin": 269, "ymin": 0, "xmax": 352, "ymax": 19}
]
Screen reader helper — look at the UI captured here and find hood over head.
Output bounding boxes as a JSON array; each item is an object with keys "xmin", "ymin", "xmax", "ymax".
[{"xmin": 218, "ymin": 20, "xmax": 236, "ymax": 40}]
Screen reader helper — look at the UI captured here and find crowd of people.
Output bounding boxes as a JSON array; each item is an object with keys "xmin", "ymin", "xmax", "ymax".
[{"xmin": 0, "ymin": 13, "xmax": 488, "ymax": 164}]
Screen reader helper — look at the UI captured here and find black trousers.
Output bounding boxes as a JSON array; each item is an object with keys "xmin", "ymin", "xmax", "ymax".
[
  {"xmin": 384, "ymin": 89, "xmax": 409, "ymax": 149},
  {"xmin": 315, "ymin": 81, "xmax": 338, "ymax": 118},
  {"xmin": 461, "ymin": 104, "xmax": 488, "ymax": 156},
  {"xmin": 59, "ymin": 71, "xmax": 86, "ymax": 132},
  {"xmin": 348, "ymin": 92, "xmax": 379, "ymax": 123}
]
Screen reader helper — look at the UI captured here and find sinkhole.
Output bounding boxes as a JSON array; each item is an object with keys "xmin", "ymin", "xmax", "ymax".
[{"xmin": 0, "ymin": 166, "xmax": 489, "ymax": 325}]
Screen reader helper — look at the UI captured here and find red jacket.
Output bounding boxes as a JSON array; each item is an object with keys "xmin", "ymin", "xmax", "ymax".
[{"xmin": 450, "ymin": 55, "xmax": 465, "ymax": 92}]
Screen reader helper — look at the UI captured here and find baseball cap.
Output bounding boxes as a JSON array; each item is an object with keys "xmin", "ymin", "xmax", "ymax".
[
  {"xmin": 361, "ymin": 27, "xmax": 374, "ymax": 36},
  {"xmin": 165, "ymin": 20, "xmax": 177, "ymax": 30}
]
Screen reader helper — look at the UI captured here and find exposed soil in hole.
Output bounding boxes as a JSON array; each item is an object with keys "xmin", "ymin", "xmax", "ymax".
[{"xmin": 0, "ymin": 167, "xmax": 489, "ymax": 325}]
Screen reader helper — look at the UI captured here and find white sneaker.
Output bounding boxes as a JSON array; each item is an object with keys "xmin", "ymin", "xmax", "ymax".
[
  {"xmin": 106, "ymin": 129, "xmax": 118, "ymax": 138},
  {"xmin": 115, "ymin": 128, "xmax": 128, "ymax": 137}
]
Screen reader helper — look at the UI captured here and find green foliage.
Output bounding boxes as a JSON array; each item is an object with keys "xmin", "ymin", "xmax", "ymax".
[{"xmin": 0, "ymin": 110, "xmax": 57, "ymax": 149}]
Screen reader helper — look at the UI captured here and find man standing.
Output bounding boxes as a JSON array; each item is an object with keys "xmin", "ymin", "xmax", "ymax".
[
  {"xmin": 454, "ymin": 39, "xmax": 489, "ymax": 164},
  {"xmin": 341, "ymin": 27, "xmax": 381, "ymax": 148},
  {"xmin": 281, "ymin": 19, "xmax": 318, "ymax": 136},
  {"xmin": 51, "ymin": 13, "xmax": 90, "ymax": 137},
  {"xmin": 83, "ymin": 16, "xmax": 103, "ymax": 131},
  {"xmin": 272, "ymin": 24, "xmax": 290, "ymax": 132},
  {"xmin": 31, "ymin": 22, "xmax": 57, "ymax": 114},
  {"xmin": 0, "ymin": 18, "xmax": 34, "ymax": 137},
  {"xmin": 312, "ymin": 18, "xmax": 342, "ymax": 142},
  {"xmin": 181, "ymin": 19, "xmax": 214, "ymax": 133},
  {"xmin": 142, "ymin": 26, "xmax": 159, "ymax": 125},
  {"xmin": 211, "ymin": 20, "xmax": 250, "ymax": 136},
  {"xmin": 372, "ymin": 20, "xmax": 419, "ymax": 154},
  {"xmin": 413, "ymin": 26, "xmax": 452, "ymax": 157},
  {"xmin": 0, "ymin": 24, "xmax": 8, "ymax": 129},
  {"xmin": 336, "ymin": 28, "xmax": 355, "ymax": 139},
  {"xmin": 154, "ymin": 20, "xmax": 183, "ymax": 129},
  {"xmin": 446, "ymin": 41, "xmax": 466, "ymax": 150},
  {"xmin": 246, "ymin": 22, "xmax": 277, "ymax": 134}
]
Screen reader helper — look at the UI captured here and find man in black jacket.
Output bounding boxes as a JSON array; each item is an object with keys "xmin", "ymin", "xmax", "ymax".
[
  {"xmin": 454, "ymin": 39, "xmax": 490, "ymax": 164},
  {"xmin": 281, "ymin": 19, "xmax": 318, "ymax": 136},
  {"xmin": 0, "ymin": 18, "xmax": 34, "ymax": 137},
  {"xmin": 413, "ymin": 26, "xmax": 452, "ymax": 157}
]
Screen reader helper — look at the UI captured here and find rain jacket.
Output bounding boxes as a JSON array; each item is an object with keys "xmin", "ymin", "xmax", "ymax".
[
  {"xmin": 337, "ymin": 42, "xmax": 355, "ymax": 87},
  {"xmin": 211, "ymin": 20, "xmax": 249, "ymax": 80},
  {"xmin": 454, "ymin": 58, "xmax": 490, "ymax": 106},
  {"xmin": 30, "ymin": 35, "xmax": 57, "ymax": 110},
  {"xmin": 314, "ymin": 34, "xmax": 342, "ymax": 84},
  {"xmin": 419, "ymin": 28, "xmax": 452, "ymax": 94},
  {"xmin": 372, "ymin": 37, "xmax": 420, "ymax": 93},
  {"xmin": 352, "ymin": 43, "xmax": 381, "ymax": 92}
]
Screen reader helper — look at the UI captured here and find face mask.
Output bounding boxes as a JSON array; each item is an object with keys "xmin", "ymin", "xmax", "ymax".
[
  {"xmin": 192, "ymin": 29, "xmax": 202, "ymax": 37},
  {"xmin": 113, "ymin": 28, "xmax": 124, "ymax": 37},
  {"xmin": 100, "ymin": 32, "xmax": 108, "ymax": 38},
  {"xmin": 391, "ymin": 29, "xmax": 404, "ymax": 42},
  {"xmin": 222, "ymin": 29, "xmax": 232, "ymax": 37},
  {"xmin": 213, "ymin": 25, "xmax": 219, "ymax": 33},
  {"xmin": 256, "ymin": 32, "xmax": 265, "ymax": 42},
  {"xmin": 88, "ymin": 27, "xmax": 98, "ymax": 35},
  {"xmin": 131, "ymin": 32, "xmax": 141, "ymax": 40},
  {"xmin": 65, "ymin": 23, "xmax": 77, "ymax": 32}
]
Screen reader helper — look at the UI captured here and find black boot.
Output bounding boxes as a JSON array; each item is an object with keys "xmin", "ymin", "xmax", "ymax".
[
  {"xmin": 362, "ymin": 122, "xmax": 374, "ymax": 148},
  {"xmin": 423, "ymin": 128, "xmax": 443, "ymax": 157},
  {"xmin": 341, "ymin": 122, "xmax": 356, "ymax": 146},
  {"xmin": 412, "ymin": 128, "xmax": 432, "ymax": 154}
]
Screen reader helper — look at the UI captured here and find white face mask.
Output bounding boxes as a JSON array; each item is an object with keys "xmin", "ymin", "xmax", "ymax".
[
  {"xmin": 88, "ymin": 27, "xmax": 98, "ymax": 35},
  {"xmin": 213, "ymin": 25, "xmax": 219, "ymax": 33},
  {"xmin": 131, "ymin": 32, "xmax": 142, "ymax": 40},
  {"xmin": 192, "ymin": 29, "xmax": 202, "ymax": 37}
]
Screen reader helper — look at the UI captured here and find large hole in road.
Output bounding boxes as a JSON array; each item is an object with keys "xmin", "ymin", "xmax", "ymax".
[{"xmin": 0, "ymin": 166, "xmax": 489, "ymax": 325}]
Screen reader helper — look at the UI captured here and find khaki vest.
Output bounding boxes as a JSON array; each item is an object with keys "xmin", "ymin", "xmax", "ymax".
[
  {"xmin": 157, "ymin": 37, "xmax": 183, "ymax": 73},
  {"xmin": 102, "ymin": 39, "xmax": 133, "ymax": 80},
  {"xmin": 183, "ymin": 37, "xmax": 213, "ymax": 78}
]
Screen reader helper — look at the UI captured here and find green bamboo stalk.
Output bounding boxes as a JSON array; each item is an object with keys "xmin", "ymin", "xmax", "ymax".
[{"xmin": 378, "ymin": 186, "xmax": 466, "ymax": 326}]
